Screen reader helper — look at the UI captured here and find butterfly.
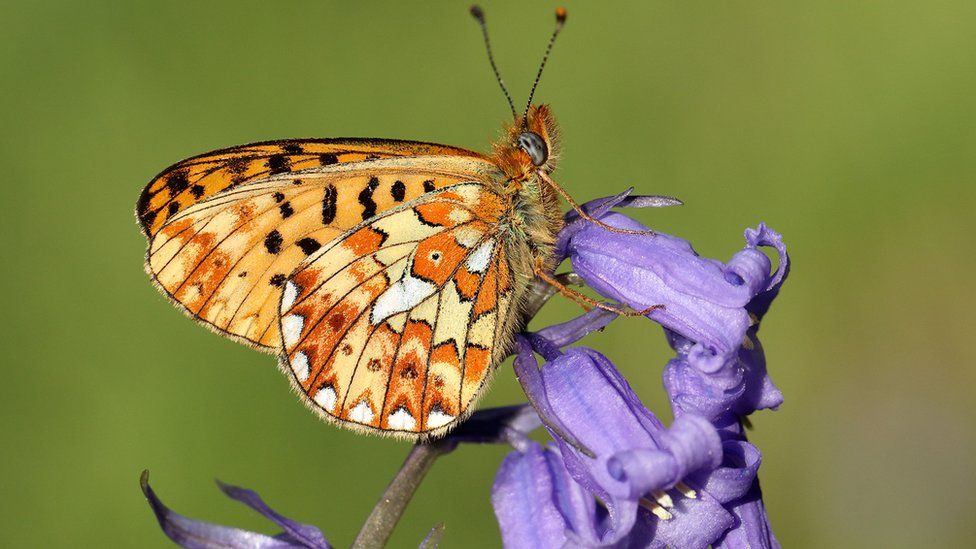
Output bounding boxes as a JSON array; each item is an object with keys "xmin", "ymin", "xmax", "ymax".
[{"xmin": 136, "ymin": 7, "xmax": 650, "ymax": 439}]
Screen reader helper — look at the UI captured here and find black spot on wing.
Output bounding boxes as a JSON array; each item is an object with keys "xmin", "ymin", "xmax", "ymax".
[
  {"xmin": 140, "ymin": 208, "xmax": 157, "ymax": 228},
  {"xmin": 279, "ymin": 201, "xmax": 294, "ymax": 219},
  {"xmin": 296, "ymin": 238, "xmax": 322, "ymax": 255},
  {"xmin": 167, "ymin": 201, "xmax": 180, "ymax": 219},
  {"xmin": 265, "ymin": 230, "xmax": 283, "ymax": 254},
  {"xmin": 272, "ymin": 192, "xmax": 285, "ymax": 203},
  {"xmin": 267, "ymin": 154, "xmax": 290, "ymax": 175},
  {"xmin": 166, "ymin": 171, "xmax": 190, "ymax": 197},
  {"xmin": 359, "ymin": 177, "xmax": 379, "ymax": 220},
  {"xmin": 226, "ymin": 157, "xmax": 249, "ymax": 180},
  {"xmin": 282, "ymin": 143, "xmax": 304, "ymax": 154},
  {"xmin": 391, "ymin": 180, "xmax": 406, "ymax": 202},
  {"xmin": 322, "ymin": 184, "xmax": 337, "ymax": 225},
  {"xmin": 190, "ymin": 184, "xmax": 205, "ymax": 199},
  {"xmin": 319, "ymin": 153, "xmax": 338, "ymax": 165},
  {"xmin": 270, "ymin": 273, "xmax": 286, "ymax": 287},
  {"xmin": 423, "ymin": 179, "xmax": 436, "ymax": 193}
]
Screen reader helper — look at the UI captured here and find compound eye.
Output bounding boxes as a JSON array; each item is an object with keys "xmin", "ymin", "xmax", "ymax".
[{"xmin": 517, "ymin": 132, "xmax": 548, "ymax": 166}]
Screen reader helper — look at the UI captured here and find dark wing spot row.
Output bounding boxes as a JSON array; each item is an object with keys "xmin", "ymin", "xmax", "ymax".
[{"xmin": 359, "ymin": 177, "xmax": 380, "ymax": 220}]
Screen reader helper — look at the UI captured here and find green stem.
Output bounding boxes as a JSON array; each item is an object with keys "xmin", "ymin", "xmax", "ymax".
[{"xmin": 351, "ymin": 439, "xmax": 456, "ymax": 549}]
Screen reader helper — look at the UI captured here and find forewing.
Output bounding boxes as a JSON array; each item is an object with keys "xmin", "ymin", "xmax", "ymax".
[
  {"xmin": 143, "ymin": 153, "xmax": 499, "ymax": 350},
  {"xmin": 136, "ymin": 138, "xmax": 487, "ymax": 236},
  {"xmin": 279, "ymin": 183, "xmax": 519, "ymax": 438}
]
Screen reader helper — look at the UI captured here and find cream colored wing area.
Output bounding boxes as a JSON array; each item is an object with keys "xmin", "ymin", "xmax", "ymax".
[
  {"xmin": 278, "ymin": 183, "xmax": 518, "ymax": 437},
  {"xmin": 144, "ymin": 156, "xmax": 501, "ymax": 350}
]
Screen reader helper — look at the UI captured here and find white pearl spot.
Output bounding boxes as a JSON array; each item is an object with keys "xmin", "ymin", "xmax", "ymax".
[
  {"xmin": 282, "ymin": 280, "xmax": 300, "ymax": 310},
  {"xmin": 282, "ymin": 314, "xmax": 304, "ymax": 347},
  {"xmin": 349, "ymin": 401, "xmax": 374, "ymax": 424},
  {"xmin": 426, "ymin": 409, "xmax": 456, "ymax": 429},
  {"xmin": 388, "ymin": 408, "xmax": 417, "ymax": 430},
  {"xmin": 314, "ymin": 385, "xmax": 337, "ymax": 411},
  {"xmin": 291, "ymin": 351, "xmax": 309, "ymax": 382},
  {"xmin": 465, "ymin": 241, "xmax": 494, "ymax": 273}
]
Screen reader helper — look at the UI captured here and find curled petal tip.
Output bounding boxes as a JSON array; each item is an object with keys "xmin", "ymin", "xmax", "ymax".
[{"xmin": 139, "ymin": 469, "xmax": 150, "ymax": 494}]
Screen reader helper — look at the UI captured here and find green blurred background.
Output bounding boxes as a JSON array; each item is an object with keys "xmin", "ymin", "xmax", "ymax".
[{"xmin": 2, "ymin": 1, "xmax": 974, "ymax": 546}]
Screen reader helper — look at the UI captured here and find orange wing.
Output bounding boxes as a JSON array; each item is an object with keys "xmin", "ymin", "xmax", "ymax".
[
  {"xmin": 278, "ymin": 183, "xmax": 522, "ymax": 438},
  {"xmin": 139, "ymin": 141, "xmax": 500, "ymax": 350},
  {"xmin": 136, "ymin": 138, "xmax": 486, "ymax": 236}
]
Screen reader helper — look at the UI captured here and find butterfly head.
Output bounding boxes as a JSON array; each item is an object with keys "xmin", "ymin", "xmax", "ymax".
[
  {"xmin": 514, "ymin": 104, "xmax": 560, "ymax": 171},
  {"xmin": 471, "ymin": 6, "xmax": 565, "ymax": 173}
]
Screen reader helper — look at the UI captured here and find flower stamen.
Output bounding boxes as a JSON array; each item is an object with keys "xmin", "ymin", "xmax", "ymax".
[
  {"xmin": 651, "ymin": 489, "xmax": 674, "ymax": 508},
  {"xmin": 675, "ymin": 481, "xmax": 698, "ymax": 499},
  {"xmin": 639, "ymin": 497, "xmax": 673, "ymax": 520}
]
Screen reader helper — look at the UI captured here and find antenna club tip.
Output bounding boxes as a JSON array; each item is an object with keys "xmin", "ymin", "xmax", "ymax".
[
  {"xmin": 469, "ymin": 5, "xmax": 485, "ymax": 22},
  {"xmin": 555, "ymin": 7, "xmax": 567, "ymax": 24}
]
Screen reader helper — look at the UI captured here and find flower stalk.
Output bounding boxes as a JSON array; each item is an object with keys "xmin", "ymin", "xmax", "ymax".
[{"xmin": 352, "ymin": 439, "xmax": 457, "ymax": 549}]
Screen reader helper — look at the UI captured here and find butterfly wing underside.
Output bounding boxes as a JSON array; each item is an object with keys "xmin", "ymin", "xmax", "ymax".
[
  {"xmin": 279, "ymin": 183, "xmax": 521, "ymax": 437},
  {"xmin": 140, "ymin": 139, "xmax": 498, "ymax": 350}
]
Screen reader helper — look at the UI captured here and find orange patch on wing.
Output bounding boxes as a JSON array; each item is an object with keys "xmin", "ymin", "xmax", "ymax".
[
  {"xmin": 414, "ymin": 202, "xmax": 468, "ymax": 227},
  {"xmin": 158, "ymin": 218, "xmax": 194, "ymax": 240},
  {"xmin": 411, "ymin": 233, "xmax": 467, "ymax": 285},
  {"xmin": 421, "ymin": 342, "xmax": 462, "ymax": 428},
  {"xmin": 496, "ymin": 249, "xmax": 512, "ymax": 292},
  {"xmin": 437, "ymin": 191, "xmax": 463, "ymax": 202},
  {"xmin": 381, "ymin": 320, "xmax": 431, "ymax": 425},
  {"xmin": 454, "ymin": 267, "xmax": 482, "ymax": 300},
  {"xmin": 231, "ymin": 200, "xmax": 257, "ymax": 226},
  {"xmin": 473, "ymin": 262, "xmax": 498, "ymax": 316},
  {"xmin": 184, "ymin": 249, "xmax": 235, "ymax": 313},
  {"xmin": 463, "ymin": 345, "xmax": 491, "ymax": 387},
  {"xmin": 345, "ymin": 226, "xmax": 386, "ymax": 256},
  {"xmin": 430, "ymin": 341, "xmax": 461, "ymax": 370}
]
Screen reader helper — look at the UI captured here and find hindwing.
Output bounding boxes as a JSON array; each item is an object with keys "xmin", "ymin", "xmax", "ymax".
[{"xmin": 278, "ymin": 183, "xmax": 521, "ymax": 438}]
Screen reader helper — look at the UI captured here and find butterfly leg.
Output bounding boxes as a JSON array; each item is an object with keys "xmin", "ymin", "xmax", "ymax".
[
  {"xmin": 536, "ymin": 170, "xmax": 655, "ymax": 236},
  {"xmin": 532, "ymin": 258, "xmax": 662, "ymax": 317}
]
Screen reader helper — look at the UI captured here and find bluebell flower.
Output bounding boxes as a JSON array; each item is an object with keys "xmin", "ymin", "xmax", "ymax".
[
  {"xmin": 559, "ymin": 204, "xmax": 788, "ymax": 422},
  {"xmin": 502, "ymin": 338, "xmax": 736, "ymax": 547},
  {"xmin": 494, "ymin": 197, "xmax": 790, "ymax": 547},
  {"xmin": 554, "ymin": 200, "xmax": 787, "ymax": 546}
]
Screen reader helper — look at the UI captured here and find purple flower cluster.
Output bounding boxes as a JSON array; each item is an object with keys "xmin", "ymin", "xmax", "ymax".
[
  {"xmin": 140, "ymin": 191, "xmax": 789, "ymax": 549},
  {"xmin": 493, "ymin": 193, "xmax": 789, "ymax": 548}
]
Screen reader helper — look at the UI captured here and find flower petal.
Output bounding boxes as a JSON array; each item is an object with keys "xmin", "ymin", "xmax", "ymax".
[
  {"xmin": 696, "ymin": 440, "xmax": 762, "ymax": 505},
  {"xmin": 513, "ymin": 336, "xmax": 595, "ymax": 458},
  {"xmin": 419, "ymin": 522, "xmax": 445, "ymax": 548},
  {"xmin": 535, "ymin": 308, "xmax": 618, "ymax": 348},
  {"xmin": 217, "ymin": 481, "xmax": 330, "ymax": 549},
  {"xmin": 492, "ymin": 444, "xmax": 571, "ymax": 549},
  {"xmin": 713, "ymin": 481, "xmax": 781, "ymax": 549},
  {"xmin": 566, "ymin": 213, "xmax": 754, "ymax": 373},
  {"xmin": 140, "ymin": 471, "xmax": 309, "ymax": 549},
  {"xmin": 604, "ymin": 414, "xmax": 722, "ymax": 500}
]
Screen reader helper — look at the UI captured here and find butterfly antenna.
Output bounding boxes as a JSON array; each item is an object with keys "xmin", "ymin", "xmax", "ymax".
[
  {"xmin": 470, "ymin": 5, "xmax": 517, "ymax": 120},
  {"xmin": 523, "ymin": 7, "xmax": 567, "ymax": 119}
]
